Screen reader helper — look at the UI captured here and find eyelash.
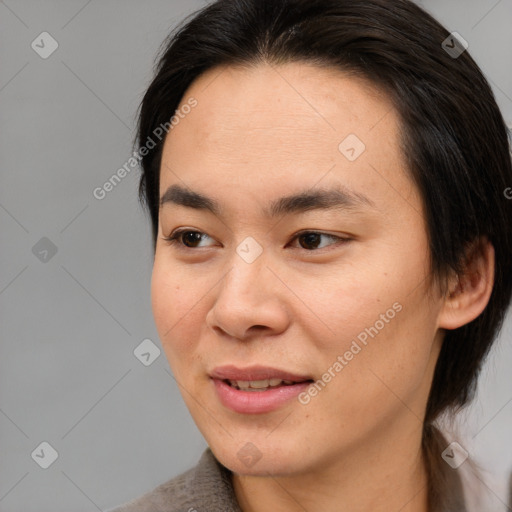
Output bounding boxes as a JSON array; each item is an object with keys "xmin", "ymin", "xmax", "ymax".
[{"xmin": 161, "ymin": 228, "xmax": 352, "ymax": 252}]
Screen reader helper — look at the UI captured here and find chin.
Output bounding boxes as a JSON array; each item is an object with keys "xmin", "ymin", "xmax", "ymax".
[{"xmin": 208, "ymin": 436, "xmax": 307, "ymax": 477}]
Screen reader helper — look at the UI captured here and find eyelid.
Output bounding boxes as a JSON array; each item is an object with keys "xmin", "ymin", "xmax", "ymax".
[{"xmin": 162, "ymin": 228, "xmax": 217, "ymax": 249}]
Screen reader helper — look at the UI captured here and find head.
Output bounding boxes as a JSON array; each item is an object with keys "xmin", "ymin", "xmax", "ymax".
[{"xmin": 137, "ymin": 0, "xmax": 512, "ymax": 507}]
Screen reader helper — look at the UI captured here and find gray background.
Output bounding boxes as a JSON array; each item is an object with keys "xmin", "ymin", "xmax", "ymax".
[{"xmin": 1, "ymin": 1, "xmax": 511, "ymax": 511}]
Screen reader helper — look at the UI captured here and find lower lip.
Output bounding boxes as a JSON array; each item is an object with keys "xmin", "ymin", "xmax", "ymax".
[{"xmin": 212, "ymin": 379, "xmax": 312, "ymax": 414}]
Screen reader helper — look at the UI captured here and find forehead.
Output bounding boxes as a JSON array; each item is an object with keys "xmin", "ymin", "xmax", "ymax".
[
  {"xmin": 168, "ymin": 62, "xmax": 395, "ymax": 146},
  {"xmin": 160, "ymin": 62, "xmax": 417, "ymax": 216}
]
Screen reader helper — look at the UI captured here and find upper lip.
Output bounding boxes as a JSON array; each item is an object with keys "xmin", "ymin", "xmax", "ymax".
[{"xmin": 210, "ymin": 365, "xmax": 312, "ymax": 382}]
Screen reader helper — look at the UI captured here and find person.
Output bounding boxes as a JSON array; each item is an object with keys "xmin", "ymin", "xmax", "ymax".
[{"xmin": 109, "ymin": 0, "xmax": 512, "ymax": 510}]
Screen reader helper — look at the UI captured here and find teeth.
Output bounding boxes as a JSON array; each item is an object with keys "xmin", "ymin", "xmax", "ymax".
[
  {"xmin": 228, "ymin": 378, "xmax": 296, "ymax": 390},
  {"xmin": 246, "ymin": 379, "xmax": 268, "ymax": 389}
]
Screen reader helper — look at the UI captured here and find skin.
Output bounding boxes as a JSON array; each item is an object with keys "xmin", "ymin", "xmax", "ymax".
[{"xmin": 151, "ymin": 62, "xmax": 494, "ymax": 512}]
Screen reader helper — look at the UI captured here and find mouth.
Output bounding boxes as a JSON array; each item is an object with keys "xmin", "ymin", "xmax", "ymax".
[
  {"xmin": 224, "ymin": 378, "xmax": 301, "ymax": 391},
  {"xmin": 210, "ymin": 365, "xmax": 314, "ymax": 414},
  {"xmin": 210, "ymin": 364, "xmax": 313, "ymax": 382}
]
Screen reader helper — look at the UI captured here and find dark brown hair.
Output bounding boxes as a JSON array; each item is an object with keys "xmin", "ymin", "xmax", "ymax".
[{"xmin": 136, "ymin": 0, "xmax": 512, "ymax": 508}]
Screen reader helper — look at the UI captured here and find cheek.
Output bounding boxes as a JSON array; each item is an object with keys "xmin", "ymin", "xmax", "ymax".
[
  {"xmin": 301, "ymin": 267, "xmax": 402, "ymax": 357},
  {"xmin": 303, "ymin": 306, "xmax": 438, "ymax": 448},
  {"xmin": 150, "ymin": 259, "xmax": 200, "ymax": 358},
  {"xmin": 339, "ymin": 296, "xmax": 437, "ymax": 404},
  {"xmin": 151, "ymin": 262, "xmax": 174, "ymax": 334},
  {"xmin": 307, "ymin": 250, "xmax": 438, "ymax": 413}
]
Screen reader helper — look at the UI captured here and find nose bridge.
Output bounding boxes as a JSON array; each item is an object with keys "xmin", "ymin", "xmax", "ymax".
[
  {"xmin": 223, "ymin": 238, "xmax": 268, "ymax": 302},
  {"xmin": 207, "ymin": 237, "xmax": 289, "ymax": 339}
]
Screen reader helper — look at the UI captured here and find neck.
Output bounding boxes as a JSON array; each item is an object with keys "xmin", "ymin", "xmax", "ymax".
[{"xmin": 232, "ymin": 421, "xmax": 429, "ymax": 512}]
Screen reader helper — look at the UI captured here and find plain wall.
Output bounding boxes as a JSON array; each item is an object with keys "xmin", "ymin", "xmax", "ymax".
[{"xmin": 1, "ymin": 1, "xmax": 511, "ymax": 510}]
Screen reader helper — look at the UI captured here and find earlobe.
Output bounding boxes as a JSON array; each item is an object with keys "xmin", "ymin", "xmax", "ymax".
[{"xmin": 438, "ymin": 239, "xmax": 495, "ymax": 330}]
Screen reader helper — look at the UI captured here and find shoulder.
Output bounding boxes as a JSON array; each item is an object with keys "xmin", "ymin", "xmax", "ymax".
[
  {"xmin": 460, "ymin": 462, "xmax": 511, "ymax": 512},
  {"xmin": 106, "ymin": 466, "xmax": 196, "ymax": 512},
  {"xmin": 106, "ymin": 448, "xmax": 241, "ymax": 512}
]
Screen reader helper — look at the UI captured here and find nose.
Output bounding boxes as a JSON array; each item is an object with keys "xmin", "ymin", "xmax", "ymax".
[{"xmin": 205, "ymin": 251, "xmax": 290, "ymax": 341}]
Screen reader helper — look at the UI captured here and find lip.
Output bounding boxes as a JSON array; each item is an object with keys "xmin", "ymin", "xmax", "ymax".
[
  {"xmin": 210, "ymin": 365, "xmax": 313, "ymax": 414},
  {"xmin": 210, "ymin": 365, "xmax": 312, "ymax": 382}
]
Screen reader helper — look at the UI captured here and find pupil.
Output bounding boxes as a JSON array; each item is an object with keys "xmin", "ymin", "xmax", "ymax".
[
  {"xmin": 184, "ymin": 232, "xmax": 201, "ymax": 247},
  {"xmin": 301, "ymin": 233, "xmax": 320, "ymax": 249}
]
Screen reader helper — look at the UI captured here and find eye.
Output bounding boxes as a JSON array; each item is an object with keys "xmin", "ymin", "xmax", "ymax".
[
  {"xmin": 162, "ymin": 229, "xmax": 216, "ymax": 249},
  {"xmin": 162, "ymin": 229, "xmax": 351, "ymax": 252},
  {"xmin": 288, "ymin": 231, "xmax": 351, "ymax": 251}
]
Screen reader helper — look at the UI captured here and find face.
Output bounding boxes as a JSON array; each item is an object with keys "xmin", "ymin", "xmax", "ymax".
[{"xmin": 151, "ymin": 62, "xmax": 445, "ymax": 477}]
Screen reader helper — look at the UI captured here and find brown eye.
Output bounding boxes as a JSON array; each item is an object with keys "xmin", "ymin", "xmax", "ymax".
[
  {"xmin": 163, "ymin": 229, "xmax": 215, "ymax": 249},
  {"xmin": 298, "ymin": 233, "xmax": 322, "ymax": 250},
  {"xmin": 290, "ymin": 231, "xmax": 351, "ymax": 251},
  {"xmin": 181, "ymin": 231, "xmax": 204, "ymax": 248}
]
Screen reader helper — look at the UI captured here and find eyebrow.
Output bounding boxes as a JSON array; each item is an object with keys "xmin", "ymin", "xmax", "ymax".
[{"xmin": 159, "ymin": 183, "xmax": 375, "ymax": 218}]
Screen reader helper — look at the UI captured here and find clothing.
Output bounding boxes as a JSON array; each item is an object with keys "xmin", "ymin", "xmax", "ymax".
[
  {"xmin": 108, "ymin": 448, "xmax": 509, "ymax": 512},
  {"xmin": 107, "ymin": 448, "xmax": 241, "ymax": 512}
]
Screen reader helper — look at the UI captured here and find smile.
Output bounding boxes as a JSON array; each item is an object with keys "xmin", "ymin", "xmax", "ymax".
[
  {"xmin": 226, "ymin": 378, "xmax": 296, "ymax": 390},
  {"xmin": 210, "ymin": 366, "xmax": 314, "ymax": 414}
]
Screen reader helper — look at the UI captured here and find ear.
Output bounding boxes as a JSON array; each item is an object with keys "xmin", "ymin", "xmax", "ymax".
[{"xmin": 438, "ymin": 237, "xmax": 495, "ymax": 330}]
